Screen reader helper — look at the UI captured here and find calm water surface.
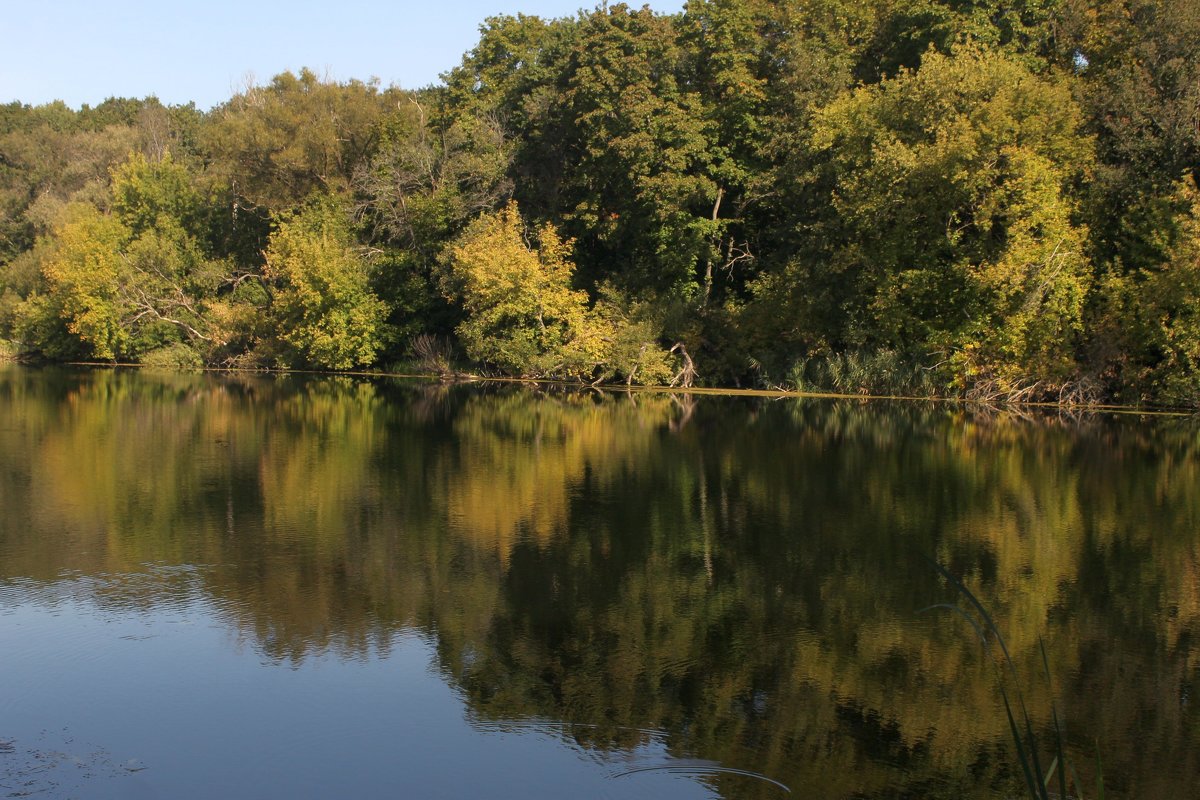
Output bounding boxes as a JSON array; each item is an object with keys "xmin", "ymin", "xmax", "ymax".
[{"xmin": 1, "ymin": 366, "xmax": 1198, "ymax": 798}]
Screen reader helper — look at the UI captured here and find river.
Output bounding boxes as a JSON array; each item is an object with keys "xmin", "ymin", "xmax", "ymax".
[{"xmin": 1, "ymin": 366, "xmax": 1196, "ymax": 798}]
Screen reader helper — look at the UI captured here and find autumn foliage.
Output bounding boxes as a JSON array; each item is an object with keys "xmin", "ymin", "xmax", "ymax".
[{"xmin": 1, "ymin": 1, "xmax": 1198, "ymax": 405}]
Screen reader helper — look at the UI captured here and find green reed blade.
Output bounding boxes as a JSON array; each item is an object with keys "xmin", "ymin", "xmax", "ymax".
[
  {"xmin": 1068, "ymin": 758, "xmax": 1086, "ymax": 800},
  {"xmin": 926, "ymin": 557, "xmax": 1048, "ymax": 799},
  {"xmin": 1039, "ymin": 637, "xmax": 1068, "ymax": 800},
  {"xmin": 1001, "ymin": 683, "xmax": 1045, "ymax": 799},
  {"xmin": 918, "ymin": 603, "xmax": 989, "ymax": 647},
  {"xmin": 1042, "ymin": 755, "xmax": 1058, "ymax": 788}
]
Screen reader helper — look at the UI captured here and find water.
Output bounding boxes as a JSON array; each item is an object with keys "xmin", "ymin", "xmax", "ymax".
[{"xmin": 0, "ymin": 366, "xmax": 1197, "ymax": 799}]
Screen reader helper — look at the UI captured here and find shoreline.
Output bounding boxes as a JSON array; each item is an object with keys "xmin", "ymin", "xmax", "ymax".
[{"xmin": 9, "ymin": 359, "xmax": 1195, "ymax": 419}]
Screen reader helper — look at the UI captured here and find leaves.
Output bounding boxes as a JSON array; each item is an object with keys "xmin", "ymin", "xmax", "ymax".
[
  {"xmin": 264, "ymin": 195, "xmax": 388, "ymax": 370},
  {"xmin": 443, "ymin": 201, "xmax": 601, "ymax": 378},
  {"xmin": 40, "ymin": 203, "xmax": 129, "ymax": 359},
  {"xmin": 806, "ymin": 46, "xmax": 1093, "ymax": 390},
  {"xmin": 203, "ymin": 69, "xmax": 395, "ymax": 212},
  {"xmin": 1, "ymin": 4, "xmax": 1198, "ymax": 399}
]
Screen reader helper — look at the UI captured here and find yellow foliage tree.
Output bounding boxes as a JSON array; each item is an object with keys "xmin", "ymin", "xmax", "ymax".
[
  {"xmin": 444, "ymin": 201, "xmax": 607, "ymax": 379},
  {"xmin": 40, "ymin": 203, "xmax": 130, "ymax": 360},
  {"xmin": 264, "ymin": 196, "xmax": 388, "ymax": 370}
]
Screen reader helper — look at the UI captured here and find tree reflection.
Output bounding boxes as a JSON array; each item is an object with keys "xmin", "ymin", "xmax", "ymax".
[{"xmin": 0, "ymin": 366, "xmax": 1198, "ymax": 797}]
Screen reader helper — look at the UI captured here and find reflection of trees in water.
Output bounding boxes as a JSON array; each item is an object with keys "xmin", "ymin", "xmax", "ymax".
[{"xmin": 1, "ymin": 367, "xmax": 1199, "ymax": 797}]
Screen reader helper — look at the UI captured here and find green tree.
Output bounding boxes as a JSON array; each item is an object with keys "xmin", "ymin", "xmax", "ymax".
[
  {"xmin": 774, "ymin": 46, "xmax": 1093, "ymax": 393},
  {"xmin": 447, "ymin": 4, "xmax": 719, "ymax": 298},
  {"xmin": 0, "ymin": 104, "xmax": 137, "ymax": 260},
  {"xmin": 1060, "ymin": 0, "xmax": 1200, "ymax": 315},
  {"xmin": 108, "ymin": 151, "xmax": 228, "ymax": 361},
  {"xmin": 264, "ymin": 195, "xmax": 387, "ymax": 370},
  {"xmin": 355, "ymin": 102, "xmax": 512, "ymax": 259},
  {"xmin": 551, "ymin": 4, "xmax": 715, "ymax": 297},
  {"xmin": 865, "ymin": 0, "xmax": 1059, "ymax": 79},
  {"xmin": 441, "ymin": 13, "xmax": 578, "ymax": 213},
  {"xmin": 202, "ymin": 69, "xmax": 395, "ymax": 213},
  {"xmin": 1, "ymin": 101, "xmax": 210, "ymax": 357},
  {"xmin": 111, "ymin": 151, "xmax": 204, "ymax": 237},
  {"xmin": 352, "ymin": 98, "xmax": 514, "ymax": 349},
  {"xmin": 676, "ymin": 0, "xmax": 773, "ymax": 304},
  {"xmin": 1097, "ymin": 177, "xmax": 1200, "ymax": 406},
  {"xmin": 16, "ymin": 154, "xmax": 227, "ymax": 363}
]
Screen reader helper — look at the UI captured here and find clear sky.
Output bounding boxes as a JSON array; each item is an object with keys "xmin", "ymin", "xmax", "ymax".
[{"xmin": 2, "ymin": 0, "xmax": 685, "ymax": 111}]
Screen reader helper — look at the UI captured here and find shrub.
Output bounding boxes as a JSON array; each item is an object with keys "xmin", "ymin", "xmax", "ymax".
[{"xmin": 139, "ymin": 343, "xmax": 204, "ymax": 371}]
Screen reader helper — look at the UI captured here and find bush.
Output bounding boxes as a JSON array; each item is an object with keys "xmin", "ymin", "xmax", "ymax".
[
  {"xmin": 788, "ymin": 349, "xmax": 940, "ymax": 397},
  {"xmin": 410, "ymin": 333, "xmax": 454, "ymax": 376},
  {"xmin": 139, "ymin": 343, "xmax": 204, "ymax": 371}
]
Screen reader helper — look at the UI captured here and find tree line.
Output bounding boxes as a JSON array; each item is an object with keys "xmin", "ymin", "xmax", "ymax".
[{"xmin": 1, "ymin": 0, "xmax": 1198, "ymax": 406}]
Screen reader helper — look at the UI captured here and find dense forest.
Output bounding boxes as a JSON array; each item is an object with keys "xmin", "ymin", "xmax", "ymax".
[{"xmin": 1, "ymin": 0, "xmax": 1198, "ymax": 406}]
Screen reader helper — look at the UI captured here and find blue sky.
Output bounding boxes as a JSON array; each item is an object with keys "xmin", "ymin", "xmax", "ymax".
[{"xmin": 3, "ymin": 1, "xmax": 685, "ymax": 111}]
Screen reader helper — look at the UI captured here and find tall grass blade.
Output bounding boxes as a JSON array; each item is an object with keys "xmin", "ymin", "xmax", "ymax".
[
  {"xmin": 1042, "ymin": 755, "xmax": 1058, "ymax": 788},
  {"xmin": 925, "ymin": 557, "xmax": 1049, "ymax": 799},
  {"xmin": 918, "ymin": 603, "xmax": 988, "ymax": 645},
  {"xmin": 1039, "ymin": 638, "xmax": 1068, "ymax": 800},
  {"xmin": 1000, "ymin": 684, "xmax": 1045, "ymax": 799},
  {"xmin": 1068, "ymin": 760, "xmax": 1087, "ymax": 800}
]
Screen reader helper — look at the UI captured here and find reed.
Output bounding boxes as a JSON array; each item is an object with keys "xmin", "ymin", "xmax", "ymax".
[
  {"xmin": 924, "ymin": 559, "xmax": 1104, "ymax": 800},
  {"xmin": 788, "ymin": 349, "xmax": 940, "ymax": 397}
]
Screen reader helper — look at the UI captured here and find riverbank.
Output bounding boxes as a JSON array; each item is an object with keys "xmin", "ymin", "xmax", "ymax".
[{"xmin": 28, "ymin": 359, "xmax": 1196, "ymax": 419}]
